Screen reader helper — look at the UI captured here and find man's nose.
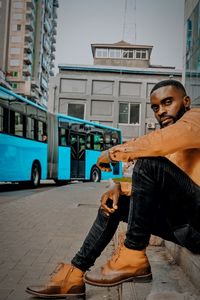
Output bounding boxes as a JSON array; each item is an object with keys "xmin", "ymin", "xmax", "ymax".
[{"xmin": 158, "ymin": 105, "xmax": 167, "ymax": 116}]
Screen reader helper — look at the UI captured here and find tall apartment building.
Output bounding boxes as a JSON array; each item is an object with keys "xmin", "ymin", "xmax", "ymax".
[
  {"xmin": 49, "ymin": 41, "xmax": 181, "ymax": 141},
  {"xmin": 0, "ymin": 0, "xmax": 58, "ymax": 107},
  {"xmin": 184, "ymin": 0, "xmax": 200, "ymax": 106}
]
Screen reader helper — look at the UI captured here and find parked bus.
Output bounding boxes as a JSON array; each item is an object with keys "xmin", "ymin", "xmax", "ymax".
[{"xmin": 0, "ymin": 86, "xmax": 122, "ymax": 187}]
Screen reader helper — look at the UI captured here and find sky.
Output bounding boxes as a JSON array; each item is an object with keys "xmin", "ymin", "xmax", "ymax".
[{"xmin": 54, "ymin": 0, "xmax": 185, "ymax": 73}]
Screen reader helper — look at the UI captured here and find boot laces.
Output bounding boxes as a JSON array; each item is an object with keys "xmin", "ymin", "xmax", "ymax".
[
  {"xmin": 49, "ymin": 262, "xmax": 65, "ymax": 279},
  {"xmin": 109, "ymin": 233, "xmax": 125, "ymax": 263}
]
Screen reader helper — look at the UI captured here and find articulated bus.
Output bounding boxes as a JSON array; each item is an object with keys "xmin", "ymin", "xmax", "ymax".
[{"xmin": 0, "ymin": 86, "xmax": 122, "ymax": 187}]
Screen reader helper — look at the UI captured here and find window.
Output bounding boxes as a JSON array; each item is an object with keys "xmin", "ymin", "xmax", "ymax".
[
  {"xmin": 13, "ymin": 13, "xmax": 23, "ymax": 20},
  {"xmin": 0, "ymin": 107, "xmax": 8, "ymax": 133},
  {"xmin": 122, "ymin": 49, "xmax": 134, "ymax": 59},
  {"xmin": 14, "ymin": 111, "xmax": 24, "ymax": 136},
  {"xmin": 59, "ymin": 128, "xmax": 68, "ymax": 146},
  {"xmin": 92, "ymin": 133, "xmax": 104, "ymax": 150},
  {"xmin": 96, "ymin": 48, "xmax": 108, "ymax": 58},
  {"xmin": 11, "ymin": 83, "xmax": 18, "ymax": 88},
  {"xmin": 10, "ymin": 48, "xmax": 20, "ymax": 54},
  {"xmin": 10, "ymin": 59, "xmax": 20, "ymax": 66},
  {"xmin": 135, "ymin": 50, "xmax": 147, "ymax": 59},
  {"xmin": 109, "ymin": 49, "xmax": 121, "ymax": 58},
  {"xmin": 17, "ymin": 24, "xmax": 21, "ymax": 31},
  {"xmin": 13, "ymin": 2, "xmax": 23, "ymax": 8},
  {"xmin": 26, "ymin": 116, "xmax": 35, "ymax": 139},
  {"xmin": 68, "ymin": 103, "xmax": 84, "ymax": 119},
  {"xmin": 12, "ymin": 71, "xmax": 18, "ymax": 77},
  {"xmin": 119, "ymin": 103, "xmax": 140, "ymax": 125},
  {"xmin": 11, "ymin": 36, "xmax": 22, "ymax": 42},
  {"xmin": 38, "ymin": 121, "xmax": 46, "ymax": 141}
]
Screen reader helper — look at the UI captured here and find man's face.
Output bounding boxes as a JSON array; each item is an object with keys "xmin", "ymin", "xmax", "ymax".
[{"xmin": 150, "ymin": 85, "xmax": 190, "ymax": 128}]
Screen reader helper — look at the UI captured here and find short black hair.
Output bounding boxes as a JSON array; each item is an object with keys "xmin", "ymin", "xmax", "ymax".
[{"xmin": 150, "ymin": 80, "xmax": 187, "ymax": 96}]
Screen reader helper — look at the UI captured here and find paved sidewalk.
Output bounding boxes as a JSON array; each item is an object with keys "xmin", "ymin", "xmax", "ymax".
[{"xmin": 0, "ymin": 181, "xmax": 199, "ymax": 300}]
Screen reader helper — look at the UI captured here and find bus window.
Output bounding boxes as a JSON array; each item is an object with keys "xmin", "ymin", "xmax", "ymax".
[
  {"xmin": 26, "ymin": 116, "xmax": 35, "ymax": 139},
  {"xmin": 14, "ymin": 111, "xmax": 25, "ymax": 137},
  {"xmin": 79, "ymin": 136, "xmax": 86, "ymax": 151},
  {"xmin": 111, "ymin": 132, "xmax": 120, "ymax": 146},
  {"xmin": 104, "ymin": 133, "xmax": 112, "ymax": 149},
  {"xmin": 0, "ymin": 106, "xmax": 8, "ymax": 133},
  {"xmin": 59, "ymin": 128, "xmax": 68, "ymax": 146},
  {"xmin": 93, "ymin": 133, "xmax": 104, "ymax": 150},
  {"xmin": 38, "ymin": 121, "xmax": 46, "ymax": 142},
  {"xmin": 86, "ymin": 134, "xmax": 91, "ymax": 149}
]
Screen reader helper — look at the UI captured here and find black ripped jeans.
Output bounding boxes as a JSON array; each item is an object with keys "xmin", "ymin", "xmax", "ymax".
[{"xmin": 71, "ymin": 157, "xmax": 200, "ymax": 271}]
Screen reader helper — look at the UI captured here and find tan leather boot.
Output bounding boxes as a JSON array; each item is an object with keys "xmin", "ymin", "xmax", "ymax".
[
  {"xmin": 84, "ymin": 245, "xmax": 152, "ymax": 287},
  {"xmin": 26, "ymin": 263, "xmax": 85, "ymax": 298}
]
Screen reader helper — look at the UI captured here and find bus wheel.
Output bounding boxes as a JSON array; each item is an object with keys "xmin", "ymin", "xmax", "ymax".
[
  {"xmin": 31, "ymin": 162, "xmax": 41, "ymax": 188},
  {"xmin": 90, "ymin": 167, "xmax": 101, "ymax": 182}
]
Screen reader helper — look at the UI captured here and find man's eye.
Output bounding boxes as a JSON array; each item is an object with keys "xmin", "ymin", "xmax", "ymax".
[
  {"xmin": 152, "ymin": 106, "xmax": 158, "ymax": 112},
  {"xmin": 165, "ymin": 99, "xmax": 172, "ymax": 105}
]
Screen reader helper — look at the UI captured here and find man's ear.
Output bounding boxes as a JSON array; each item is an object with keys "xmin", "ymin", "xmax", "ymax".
[{"xmin": 183, "ymin": 96, "xmax": 191, "ymax": 110}]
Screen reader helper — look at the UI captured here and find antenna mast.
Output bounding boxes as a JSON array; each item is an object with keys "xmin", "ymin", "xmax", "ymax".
[{"xmin": 122, "ymin": 0, "xmax": 137, "ymax": 43}]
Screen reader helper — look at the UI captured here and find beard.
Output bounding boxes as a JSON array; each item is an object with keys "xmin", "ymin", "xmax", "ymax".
[{"xmin": 159, "ymin": 105, "xmax": 186, "ymax": 128}]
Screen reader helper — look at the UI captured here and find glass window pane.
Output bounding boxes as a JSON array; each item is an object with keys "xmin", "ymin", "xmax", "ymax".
[
  {"xmin": 130, "ymin": 104, "xmax": 140, "ymax": 124},
  {"xmin": 15, "ymin": 112, "xmax": 23, "ymax": 136},
  {"xmin": 0, "ymin": 107, "xmax": 3, "ymax": 132},
  {"xmin": 38, "ymin": 121, "xmax": 43, "ymax": 141},
  {"xmin": 26, "ymin": 116, "xmax": 34, "ymax": 139},
  {"xmin": 119, "ymin": 103, "xmax": 128, "ymax": 123},
  {"xmin": 68, "ymin": 104, "xmax": 84, "ymax": 119}
]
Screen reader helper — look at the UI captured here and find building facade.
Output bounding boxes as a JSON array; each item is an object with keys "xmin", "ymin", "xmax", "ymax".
[
  {"xmin": 0, "ymin": 0, "xmax": 58, "ymax": 106},
  {"xmin": 184, "ymin": 0, "xmax": 200, "ymax": 106},
  {"xmin": 49, "ymin": 41, "xmax": 181, "ymax": 141}
]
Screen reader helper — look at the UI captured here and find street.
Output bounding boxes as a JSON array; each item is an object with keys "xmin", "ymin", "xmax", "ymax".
[{"xmin": 0, "ymin": 181, "xmax": 199, "ymax": 300}]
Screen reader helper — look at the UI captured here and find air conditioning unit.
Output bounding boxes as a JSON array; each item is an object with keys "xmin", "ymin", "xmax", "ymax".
[{"xmin": 147, "ymin": 122, "xmax": 155, "ymax": 129}]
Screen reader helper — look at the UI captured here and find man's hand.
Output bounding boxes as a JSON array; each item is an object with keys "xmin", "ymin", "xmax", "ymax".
[
  {"xmin": 97, "ymin": 150, "xmax": 112, "ymax": 172},
  {"xmin": 100, "ymin": 184, "xmax": 121, "ymax": 216}
]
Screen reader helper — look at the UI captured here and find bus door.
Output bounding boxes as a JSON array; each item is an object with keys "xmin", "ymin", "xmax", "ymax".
[{"xmin": 70, "ymin": 133, "xmax": 86, "ymax": 179}]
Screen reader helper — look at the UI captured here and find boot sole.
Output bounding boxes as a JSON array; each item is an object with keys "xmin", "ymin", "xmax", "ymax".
[
  {"xmin": 26, "ymin": 288, "xmax": 85, "ymax": 299},
  {"xmin": 84, "ymin": 272, "xmax": 152, "ymax": 287}
]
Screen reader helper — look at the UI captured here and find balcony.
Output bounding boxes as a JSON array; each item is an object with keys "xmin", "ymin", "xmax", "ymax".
[
  {"xmin": 45, "ymin": 0, "xmax": 52, "ymax": 14},
  {"xmin": 23, "ymin": 64, "xmax": 32, "ymax": 76},
  {"xmin": 52, "ymin": 19, "xmax": 57, "ymax": 27},
  {"xmin": 31, "ymin": 80, "xmax": 39, "ymax": 88},
  {"xmin": 53, "ymin": 0, "xmax": 59, "ymax": 8},
  {"xmin": 51, "ymin": 36, "xmax": 56, "ymax": 44},
  {"xmin": 25, "ymin": 18, "xmax": 34, "ymax": 31},
  {"xmin": 53, "ymin": 8, "xmax": 58, "ymax": 18},
  {"xmin": 43, "ymin": 38, "xmax": 51, "ymax": 53},
  {"xmin": 51, "ymin": 53, "xmax": 55, "ymax": 60},
  {"xmin": 26, "ymin": 0, "xmax": 36, "ymax": 10},
  {"xmin": 51, "ymin": 44, "xmax": 56, "ymax": 52},
  {"xmin": 24, "ymin": 42, "xmax": 33, "ymax": 53},
  {"xmin": 44, "ymin": 18, "xmax": 51, "ymax": 33},
  {"xmin": 24, "ymin": 53, "xmax": 32, "ymax": 64},
  {"xmin": 41, "ymin": 75, "xmax": 48, "ymax": 90},
  {"xmin": 26, "ymin": 8, "xmax": 35, "ymax": 20},
  {"xmin": 25, "ymin": 31, "xmax": 34, "ymax": 43},
  {"xmin": 49, "ymin": 70, "xmax": 54, "ymax": 76}
]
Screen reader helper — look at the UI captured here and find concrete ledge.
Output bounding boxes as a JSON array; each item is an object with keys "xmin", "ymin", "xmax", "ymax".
[{"xmin": 165, "ymin": 241, "xmax": 200, "ymax": 291}]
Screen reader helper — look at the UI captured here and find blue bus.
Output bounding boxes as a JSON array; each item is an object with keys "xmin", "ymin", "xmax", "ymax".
[{"xmin": 0, "ymin": 86, "xmax": 122, "ymax": 187}]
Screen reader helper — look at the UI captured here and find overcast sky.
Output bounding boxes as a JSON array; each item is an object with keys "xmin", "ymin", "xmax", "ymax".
[{"xmin": 54, "ymin": 0, "xmax": 185, "ymax": 73}]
